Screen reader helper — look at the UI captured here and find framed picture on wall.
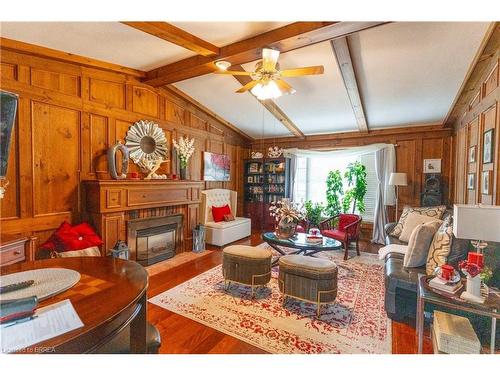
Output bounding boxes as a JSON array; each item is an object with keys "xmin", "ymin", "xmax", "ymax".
[
  {"xmin": 203, "ymin": 152, "xmax": 230, "ymax": 181},
  {"xmin": 467, "ymin": 173, "xmax": 475, "ymax": 190},
  {"xmin": 423, "ymin": 159, "xmax": 441, "ymax": 173},
  {"xmin": 483, "ymin": 129, "xmax": 494, "ymax": 164},
  {"xmin": 481, "ymin": 170, "xmax": 492, "ymax": 195},
  {"xmin": 468, "ymin": 145, "xmax": 476, "ymax": 163}
]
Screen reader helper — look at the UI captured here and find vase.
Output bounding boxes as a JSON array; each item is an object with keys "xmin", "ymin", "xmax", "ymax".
[
  {"xmin": 276, "ymin": 218, "xmax": 297, "ymax": 239},
  {"xmin": 180, "ymin": 167, "xmax": 187, "ymax": 180},
  {"xmin": 466, "ymin": 274, "xmax": 482, "ymax": 298}
]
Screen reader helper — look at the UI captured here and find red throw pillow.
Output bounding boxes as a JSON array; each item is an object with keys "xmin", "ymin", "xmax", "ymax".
[
  {"xmin": 212, "ymin": 205, "xmax": 231, "ymax": 223},
  {"xmin": 40, "ymin": 221, "xmax": 103, "ymax": 252},
  {"xmin": 39, "ymin": 221, "xmax": 73, "ymax": 251}
]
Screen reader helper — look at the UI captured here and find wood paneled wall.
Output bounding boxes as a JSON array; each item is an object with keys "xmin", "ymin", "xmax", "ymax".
[
  {"xmin": 0, "ymin": 47, "xmax": 250, "ymax": 250},
  {"xmin": 452, "ymin": 33, "xmax": 499, "ymax": 205},
  {"xmin": 251, "ymin": 125, "xmax": 453, "ymax": 219}
]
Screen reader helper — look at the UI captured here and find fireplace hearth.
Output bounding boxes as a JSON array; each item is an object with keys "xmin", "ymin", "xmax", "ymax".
[{"xmin": 127, "ymin": 214, "xmax": 183, "ymax": 266}]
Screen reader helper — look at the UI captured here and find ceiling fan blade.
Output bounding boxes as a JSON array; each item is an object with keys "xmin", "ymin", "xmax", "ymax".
[
  {"xmin": 262, "ymin": 48, "xmax": 280, "ymax": 71},
  {"xmin": 213, "ymin": 70, "xmax": 253, "ymax": 76},
  {"xmin": 280, "ymin": 65, "xmax": 325, "ymax": 77},
  {"xmin": 236, "ymin": 80, "xmax": 259, "ymax": 93},
  {"xmin": 275, "ymin": 79, "xmax": 296, "ymax": 95}
]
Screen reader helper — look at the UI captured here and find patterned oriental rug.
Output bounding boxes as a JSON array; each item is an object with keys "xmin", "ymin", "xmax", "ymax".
[{"xmin": 149, "ymin": 244, "xmax": 391, "ymax": 354}]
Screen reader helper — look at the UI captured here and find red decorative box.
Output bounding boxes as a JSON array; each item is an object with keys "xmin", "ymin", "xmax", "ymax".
[{"xmin": 467, "ymin": 252, "xmax": 484, "ymax": 268}]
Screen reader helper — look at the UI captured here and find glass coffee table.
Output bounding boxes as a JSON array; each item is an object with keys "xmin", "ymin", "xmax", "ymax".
[{"xmin": 262, "ymin": 232, "xmax": 342, "ymax": 264}]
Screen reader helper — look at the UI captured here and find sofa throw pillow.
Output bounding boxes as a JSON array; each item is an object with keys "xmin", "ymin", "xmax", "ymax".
[
  {"xmin": 54, "ymin": 221, "xmax": 104, "ymax": 251},
  {"xmin": 39, "ymin": 221, "xmax": 73, "ymax": 251},
  {"xmin": 403, "ymin": 221, "xmax": 442, "ymax": 268},
  {"xmin": 426, "ymin": 217, "xmax": 453, "ymax": 275},
  {"xmin": 223, "ymin": 213, "xmax": 235, "ymax": 222},
  {"xmin": 398, "ymin": 213, "xmax": 443, "ymax": 242},
  {"xmin": 212, "ymin": 204, "xmax": 231, "ymax": 222},
  {"xmin": 389, "ymin": 205, "xmax": 446, "ymax": 238}
]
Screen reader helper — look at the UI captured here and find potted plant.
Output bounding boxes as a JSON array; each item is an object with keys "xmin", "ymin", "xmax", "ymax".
[
  {"xmin": 304, "ymin": 200, "xmax": 324, "ymax": 229},
  {"xmin": 173, "ymin": 136, "xmax": 195, "ymax": 180},
  {"xmin": 269, "ymin": 200, "xmax": 305, "ymax": 239},
  {"xmin": 342, "ymin": 161, "xmax": 367, "ymax": 214}
]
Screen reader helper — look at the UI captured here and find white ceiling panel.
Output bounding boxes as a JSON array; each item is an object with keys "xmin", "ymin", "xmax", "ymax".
[
  {"xmin": 170, "ymin": 22, "xmax": 290, "ymax": 47},
  {"xmin": 348, "ymin": 22, "xmax": 491, "ymax": 128},
  {"xmin": 242, "ymin": 41, "xmax": 359, "ymax": 135},
  {"xmin": 0, "ymin": 22, "xmax": 196, "ymax": 70},
  {"xmin": 174, "ymin": 73, "xmax": 292, "ymax": 138}
]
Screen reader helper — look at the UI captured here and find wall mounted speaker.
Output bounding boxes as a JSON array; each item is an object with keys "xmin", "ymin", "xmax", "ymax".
[{"xmin": 423, "ymin": 174, "xmax": 441, "ymax": 194}]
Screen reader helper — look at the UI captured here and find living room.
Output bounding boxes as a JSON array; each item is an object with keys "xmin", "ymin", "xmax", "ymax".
[{"xmin": 1, "ymin": 1, "xmax": 499, "ymax": 373}]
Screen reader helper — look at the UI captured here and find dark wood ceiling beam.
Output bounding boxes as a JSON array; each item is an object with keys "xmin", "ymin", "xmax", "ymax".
[
  {"xmin": 144, "ymin": 21, "xmax": 388, "ymax": 87},
  {"xmin": 231, "ymin": 65, "xmax": 305, "ymax": 139},
  {"xmin": 331, "ymin": 37, "xmax": 369, "ymax": 133},
  {"xmin": 121, "ymin": 22, "xmax": 220, "ymax": 56}
]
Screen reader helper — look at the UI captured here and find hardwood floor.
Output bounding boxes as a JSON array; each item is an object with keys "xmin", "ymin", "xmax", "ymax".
[{"xmin": 147, "ymin": 231, "xmax": 432, "ymax": 354}]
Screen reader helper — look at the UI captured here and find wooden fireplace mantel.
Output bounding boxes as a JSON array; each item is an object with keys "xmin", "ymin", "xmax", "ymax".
[
  {"xmin": 83, "ymin": 179, "xmax": 204, "ymax": 255},
  {"xmin": 84, "ymin": 179, "xmax": 204, "ymax": 214}
]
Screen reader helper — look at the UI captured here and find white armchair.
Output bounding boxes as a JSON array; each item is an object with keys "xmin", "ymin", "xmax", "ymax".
[{"xmin": 201, "ymin": 189, "xmax": 251, "ymax": 246}]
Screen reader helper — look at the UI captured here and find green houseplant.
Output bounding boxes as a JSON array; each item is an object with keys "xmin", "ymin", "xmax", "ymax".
[
  {"xmin": 325, "ymin": 170, "xmax": 343, "ymax": 217},
  {"xmin": 342, "ymin": 161, "xmax": 367, "ymax": 214},
  {"xmin": 304, "ymin": 200, "xmax": 324, "ymax": 228}
]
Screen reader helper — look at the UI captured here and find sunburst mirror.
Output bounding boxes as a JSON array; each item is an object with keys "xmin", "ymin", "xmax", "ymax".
[{"xmin": 125, "ymin": 120, "xmax": 168, "ymax": 164}]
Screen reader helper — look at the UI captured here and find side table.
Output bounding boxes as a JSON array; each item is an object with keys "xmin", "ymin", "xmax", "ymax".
[{"xmin": 417, "ymin": 274, "xmax": 499, "ymax": 354}]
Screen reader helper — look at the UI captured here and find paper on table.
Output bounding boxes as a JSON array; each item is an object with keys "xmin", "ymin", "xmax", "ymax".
[{"xmin": 0, "ymin": 299, "xmax": 84, "ymax": 353}]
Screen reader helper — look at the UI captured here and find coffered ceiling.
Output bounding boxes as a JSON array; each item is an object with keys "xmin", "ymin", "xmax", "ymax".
[{"xmin": 0, "ymin": 21, "xmax": 493, "ymax": 138}]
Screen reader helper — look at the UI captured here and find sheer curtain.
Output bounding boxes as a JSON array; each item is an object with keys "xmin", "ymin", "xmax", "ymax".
[{"xmin": 283, "ymin": 144, "xmax": 395, "ymax": 243}]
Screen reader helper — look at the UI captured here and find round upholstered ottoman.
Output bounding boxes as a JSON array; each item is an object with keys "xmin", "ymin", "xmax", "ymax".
[
  {"xmin": 222, "ymin": 245, "xmax": 272, "ymax": 296},
  {"xmin": 278, "ymin": 255, "xmax": 338, "ymax": 317}
]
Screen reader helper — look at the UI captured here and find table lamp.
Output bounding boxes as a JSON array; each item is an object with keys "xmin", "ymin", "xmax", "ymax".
[
  {"xmin": 453, "ymin": 204, "xmax": 500, "ymax": 254},
  {"xmin": 389, "ymin": 172, "xmax": 407, "ymax": 221}
]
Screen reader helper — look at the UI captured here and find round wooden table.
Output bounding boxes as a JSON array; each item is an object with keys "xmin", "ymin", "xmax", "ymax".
[{"xmin": 1, "ymin": 257, "xmax": 148, "ymax": 353}]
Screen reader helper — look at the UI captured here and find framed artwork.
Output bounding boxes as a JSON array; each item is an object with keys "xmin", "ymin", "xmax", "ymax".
[
  {"xmin": 481, "ymin": 170, "xmax": 492, "ymax": 195},
  {"xmin": 0, "ymin": 90, "xmax": 19, "ymax": 178},
  {"xmin": 483, "ymin": 129, "xmax": 494, "ymax": 164},
  {"xmin": 423, "ymin": 159, "xmax": 441, "ymax": 173},
  {"xmin": 467, "ymin": 173, "xmax": 475, "ymax": 190},
  {"xmin": 203, "ymin": 152, "xmax": 230, "ymax": 181},
  {"xmin": 468, "ymin": 145, "xmax": 476, "ymax": 163}
]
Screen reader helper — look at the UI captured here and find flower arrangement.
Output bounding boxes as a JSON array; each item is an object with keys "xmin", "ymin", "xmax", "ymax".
[
  {"xmin": 269, "ymin": 200, "xmax": 305, "ymax": 224},
  {"xmin": 458, "ymin": 260, "xmax": 482, "ymax": 278},
  {"xmin": 173, "ymin": 136, "xmax": 195, "ymax": 168}
]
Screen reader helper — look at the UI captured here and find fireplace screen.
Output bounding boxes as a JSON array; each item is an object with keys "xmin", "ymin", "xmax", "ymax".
[{"xmin": 127, "ymin": 214, "xmax": 183, "ymax": 266}]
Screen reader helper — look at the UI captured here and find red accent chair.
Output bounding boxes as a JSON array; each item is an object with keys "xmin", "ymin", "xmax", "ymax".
[{"xmin": 319, "ymin": 214, "xmax": 362, "ymax": 260}]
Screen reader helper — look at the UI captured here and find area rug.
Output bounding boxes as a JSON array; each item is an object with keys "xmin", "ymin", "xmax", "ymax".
[{"xmin": 149, "ymin": 244, "xmax": 391, "ymax": 354}]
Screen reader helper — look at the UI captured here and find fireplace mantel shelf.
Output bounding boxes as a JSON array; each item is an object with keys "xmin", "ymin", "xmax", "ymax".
[{"xmin": 84, "ymin": 179, "xmax": 204, "ymax": 214}]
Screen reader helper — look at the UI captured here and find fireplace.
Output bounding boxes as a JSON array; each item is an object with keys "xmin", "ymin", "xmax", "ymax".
[{"xmin": 127, "ymin": 214, "xmax": 183, "ymax": 266}]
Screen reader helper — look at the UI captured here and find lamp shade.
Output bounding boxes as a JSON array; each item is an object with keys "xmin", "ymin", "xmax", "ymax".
[
  {"xmin": 389, "ymin": 172, "xmax": 407, "ymax": 186},
  {"xmin": 453, "ymin": 204, "xmax": 500, "ymax": 242}
]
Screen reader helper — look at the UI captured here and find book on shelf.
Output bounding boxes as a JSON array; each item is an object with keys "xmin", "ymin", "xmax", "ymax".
[
  {"xmin": 432, "ymin": 311, "xmax": 481, "ymax": 354},
  {"xmin": 429, "ymin": 277, "xmax": 463, "ymax": 294}
]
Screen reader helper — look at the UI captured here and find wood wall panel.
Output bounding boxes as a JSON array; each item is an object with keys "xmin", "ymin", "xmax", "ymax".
[
  {"xmin": 483, "ymin": 62, "xmax": 498, "ymax": 98},
  {"xmin": 454, "ymin": 125, "xmax": 468, "ymax": 204},
  {"xmin": 466, "ymin": 116, "xmax": 480, "ymax": 204},
  {"xmin": 131, "ymin": 86, "xmax": 159, "ymax": 117},
  {"xmin": 1, "ymin": 62, "xmax": 17, "ymax": 80},
  {"xmin": 479, "ymin": 103, "xmax": 498, "ymax": 204},
  {"xmin": 31, "ymin": 102, "xmax": 81, "ymax": 218},
  {"xmin": 0, "ymin": 46, "xmax": 250, "ymax": 254},
  {"xmin": 30, "ymin": 68, "xmax": 80, "ymax": 97},
  {"xmin": 89, "ymin": 78, "xmax": 126, "ymax": 109}
]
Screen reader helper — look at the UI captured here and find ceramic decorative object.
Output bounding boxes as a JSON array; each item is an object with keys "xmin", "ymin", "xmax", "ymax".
[
  {"xmin": 276, "ymin": 218, "xmax": 297, "ymax": 239},
  {"xmin": 251, "ymin": 151, "xmax": 263, "ymax": 159},
  {"xmin": 267, "ymin": 146, "xmax": 283, "ymax": 158},
  {"xmin": 107, "ymin": 141, "xmax": 129, "ymax": 179}
]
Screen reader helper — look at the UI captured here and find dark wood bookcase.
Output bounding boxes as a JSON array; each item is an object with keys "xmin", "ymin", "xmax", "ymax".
[{"xmin": 243, "ymin": 157, "xmax": 291, "ymax": 230}]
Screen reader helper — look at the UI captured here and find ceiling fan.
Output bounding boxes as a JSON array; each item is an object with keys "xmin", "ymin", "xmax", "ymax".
[{"xmin": 214, "ymin": 48, "xmax": 324, "ymax": 100}]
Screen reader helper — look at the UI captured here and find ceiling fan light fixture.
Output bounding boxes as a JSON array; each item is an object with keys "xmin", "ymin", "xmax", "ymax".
[
  {"xmin": 251, "ymin": 81, "xmax": 282, "ymax": 101},
  {"xmin": 215, "ymin": 60, "xmax": 231, "ymax": 71}
]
